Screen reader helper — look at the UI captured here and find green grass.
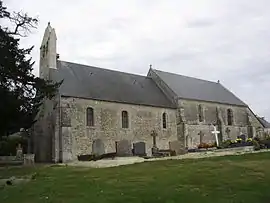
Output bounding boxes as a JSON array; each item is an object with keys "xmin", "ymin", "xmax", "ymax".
[{"xmin": 1, "ymin": 153, "xmax": 270, "ymax": 203}]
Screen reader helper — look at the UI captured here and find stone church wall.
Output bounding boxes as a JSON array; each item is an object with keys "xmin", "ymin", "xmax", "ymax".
[
  {"xmin": 60, "ymin": 97, "xmax": 177, "ymax": 162},
  {"xmin": 32, "ymin": 96, "xmax": 59, "ymax": 162},
  {"xmin": 178, "ymin": 99, "xmax": 262, "ymax": 148}
]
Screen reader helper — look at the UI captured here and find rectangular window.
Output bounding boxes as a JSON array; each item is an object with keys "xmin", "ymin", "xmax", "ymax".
[
  {"xmin": 162, "ymin": 112, "xmax": 167, "ymax": 129},
  {"xmin": 122, "ymin": 111, "xmax": 129, "ymax": 128},
  {"xmin": 198, "ymin": 104, "xmax": 204, "ymax": 122},
  {"xmin": 227, "ymin": 109, "xmax": 233, "ymax": 126},
  {"xmin": 86, "ymin": 107, "xmax": 94, "ymax": 126}
]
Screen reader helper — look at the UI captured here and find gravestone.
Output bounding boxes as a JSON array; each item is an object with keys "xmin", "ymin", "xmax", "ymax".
[
  {"xmin": 133, "ymin": 142, "xmax": 146, "ymax": 156},
  {"xmin": 92, "ymin": 139, "xmax": 105, "ymax": 156},
  {"xmin": 115, "ymin": 140, "xmax": 132, "ymax": 156},
  {"xmin": 16, "ymin": 144, "xmax": 23, "ymax": 160},
  {"xmin": 198, "ymin": 131, "xmax": 204, "ymax": 144},
  {"xmin": 225, "ymin": 128, "xmax": 231, "ymax": 140},
  {"xmin": 169, "ymin": 140, "xmax": 184, "ymax": 155},
  {"xmin": 211, "ymin": 125, "xmax": 220, "ymax": 146},
  {"xmin": 23, "ymin": 154, "xmax": 35, "ymax": 165}
]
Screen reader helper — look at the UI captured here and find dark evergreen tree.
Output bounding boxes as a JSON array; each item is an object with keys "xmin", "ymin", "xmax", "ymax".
[{"xmin": 0, "ymin": 1, "xmax": 61, "ymax": 137}]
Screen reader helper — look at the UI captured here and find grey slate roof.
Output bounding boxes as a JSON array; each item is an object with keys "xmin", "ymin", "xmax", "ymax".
[
  {"xmin": 49, "ymin": 60, "xmax": 175, "ymax": 108},
  {"xmin": 152, "ymin": 69, "xmax": 247, "ymax": 106},
  {"xmin": 257, "ymin": 117, "xmax": 270, "ymax": 128}
]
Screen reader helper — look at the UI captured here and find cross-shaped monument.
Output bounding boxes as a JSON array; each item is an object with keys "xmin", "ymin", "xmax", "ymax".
[
  {"xmin": 151, "ymin": 130, "xmax": 158, "ymax": 148},
  {"xmin": 211, "ymin": 125, "xmax": 220, "ymax": 146},
  {"xmin": 151, "ymin": 130, "xmax": 159, "ymax": 155}
]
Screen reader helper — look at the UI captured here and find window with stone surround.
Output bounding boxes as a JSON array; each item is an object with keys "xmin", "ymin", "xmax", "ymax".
[
  {"xmin": 162, "ymin": 112, "xmax": 167, "ymax": 129},
  {"xmin": 122, "ymin": 111, "xmax": 129, "ymax": 128},
  {"xmin": 86, "ymin": 107, "xmax": 94, "ymax": 126},
  {"xmin": 198, "ymin": 104, "xmax": 204, "ymax": 122},
  {"xmin": 227, "ymin": 108, "xmax": 233, "ymax": 126}
]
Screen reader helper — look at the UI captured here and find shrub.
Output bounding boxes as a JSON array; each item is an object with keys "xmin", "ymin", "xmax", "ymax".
[{"xmin": 220, "ymin": 140, "xmax": 232, "ymax": 148}]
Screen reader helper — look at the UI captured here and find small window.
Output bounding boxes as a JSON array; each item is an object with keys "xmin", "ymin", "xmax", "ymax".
[
  {"xmin": 162, "ymin": 112, "xmax": 167, "ymax": 129},
  {"xmin": 86, "ymin": 107, "xmax": 94, "ymax": 126},
  {"xmin": 42, "ymin": 45, "xmax": 46, "ymax": 58},
  {"xmin": 227, "ymin": 109, "xmax": 233, "ymax": 126},
  {"xmin": 198, "ymin": 104, "xmax": 204, "ymax": 122},
  {"xmin": 45, "ymin": 41, "xmax": 49, "ymax": 54},
  {"xmin": 122, "ymin": 111, "xmax": 129, "ymax": 128}
]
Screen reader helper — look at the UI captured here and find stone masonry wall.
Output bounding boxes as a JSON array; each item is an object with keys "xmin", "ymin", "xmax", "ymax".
[
  {"xmin": 185, "ymin": 124, "xmax": 248, "ymax": 148},
  {"xmin": 178, "ymin": 99, "xmax": 263, "ymax": 148},
  {"xmin": 33, "ymin": 97, "xmax": 58, "ymax": 162},
  {"xmin": 60, "ymin": 97, "xmax": 177, "ymax": 162}
]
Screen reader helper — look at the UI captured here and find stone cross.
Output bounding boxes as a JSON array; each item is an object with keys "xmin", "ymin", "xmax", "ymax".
[
  {"xmin": 211, "ymin": 125, "xmax": 220, "ymax": 146},
  {"xmin": 198, "ymin": 131, "xmax": 204, "ymax": 144},
  {"xmin": 151, "ymin": 130, "xmax": 158, "ymax": 148}
]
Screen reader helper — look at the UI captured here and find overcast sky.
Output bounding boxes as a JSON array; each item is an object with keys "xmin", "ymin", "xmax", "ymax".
[{"xmin": 4, "ymin": 0, "xmax": 270, "ymax": 120}]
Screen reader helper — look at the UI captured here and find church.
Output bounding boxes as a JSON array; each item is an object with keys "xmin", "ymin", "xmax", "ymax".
[{"xmin": 33, "ymin": 23, "xmax": 264, "ymax": 163}]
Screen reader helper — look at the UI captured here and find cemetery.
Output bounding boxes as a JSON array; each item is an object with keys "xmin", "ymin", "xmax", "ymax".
[
  {"xmin": 0, "ymin": 135, "xmax": 35, "ymax": 167},
  {"xmin": 74, "ymin": 126, "xmax": 270, "ymax": 168},
  {"xmin": 2, "ymin": 125, "xmax": 270, "ymax": 168}
]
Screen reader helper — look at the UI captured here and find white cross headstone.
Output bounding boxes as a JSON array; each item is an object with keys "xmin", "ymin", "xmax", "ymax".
[{"xmin": 211, "ymin": 125, "xmax": 220, "ymax": 146}]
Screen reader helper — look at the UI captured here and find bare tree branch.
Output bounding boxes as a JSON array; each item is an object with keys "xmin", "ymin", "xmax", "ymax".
[{"xmin": 5, "ymin": 11, "xmax": 38, "ymax": 37}]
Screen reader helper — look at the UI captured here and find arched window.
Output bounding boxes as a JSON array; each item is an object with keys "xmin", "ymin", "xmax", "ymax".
[
  {"xmin": 198, "ymin": 104, "xmax": 204, "ymax": 122},
  {"xmin": 162, "ymin": 112, "xmax": 167, "ymax": 129},
  {"xmin": 227, "ymin": 109, "xmax": 233, "ymax": 126},
  {"xmin": 122, "ymin": 111, "xmax": 129, "ymax": 128},
  {"xmin": 86, "ymin": 107, "xmax": 94, "ymax": 126}
]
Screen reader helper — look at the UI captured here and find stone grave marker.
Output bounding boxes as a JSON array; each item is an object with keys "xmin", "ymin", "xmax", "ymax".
[
  {"xmin": 115, "ymin": 140, "xmax": 132, "ymax": 156},
  {"xmin": 16, "ymin": 144, "xmax": 23, "ymax": 160},
  {"xmin": 151, "ymin": 130, "xmax": 159, "ymax": 156},
  {"xmin": 225, "ymin": 127, "xmax": 231, "ymax": 140},
  {"xmin": 92, "ymin": 139, "xmax": 105, "ymax": 156},
  {"xmin": 198, "ymin": 131, "xmax": 204, "ymax": 144},
  {"xmin": 169, "ymin": 140, "xmax": 185, "ymax": 155},
  {"xmin": 211, "ymin": 125, "xmax": 220, "ymax": 146},
  {"xmin": 133, "ymin": 142, "xmax": 146, "ymax": 156}
]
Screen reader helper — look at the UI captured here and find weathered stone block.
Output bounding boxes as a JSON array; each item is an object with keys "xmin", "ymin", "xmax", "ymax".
[
  {"xmin": 92, "ymin": 139, "xmax": 105, "ymax": 156},
  {"xmin": 133, "ymin": 142, "xmax": 146, "ymax": 156},
  {"xmin": 169, "ymin": 140, "xmax": 185, "ymax": 155},
  {"xmin": 115, "ymin": 140, "xmax": 132, "ymax": 156},
  {"xmin": 23, "ymin": 154, "xmax": 35, "ymax": 165}
]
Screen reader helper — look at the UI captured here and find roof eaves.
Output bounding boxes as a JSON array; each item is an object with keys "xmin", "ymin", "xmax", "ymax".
[{"xmin": 60, "ymin": 94, "xmax": 177, "ymax": 109}]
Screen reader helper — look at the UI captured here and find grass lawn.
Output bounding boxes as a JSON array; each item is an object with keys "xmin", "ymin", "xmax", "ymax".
[{"xmin": 1, "ymin": 152, "xmax": 270, "ymax": 203}]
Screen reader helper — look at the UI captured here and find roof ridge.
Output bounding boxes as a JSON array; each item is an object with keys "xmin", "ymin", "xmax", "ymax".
[
  {"xmin": 153, "ymin": 68, "xmax": 219, "ymax": 84},
  {"xmin": 58, "ymin": 60, "xmax": 149, "ymax": 79},
  {"xmin": 152, "ymin": 68, "xmax": 247, "ymax": 106}
]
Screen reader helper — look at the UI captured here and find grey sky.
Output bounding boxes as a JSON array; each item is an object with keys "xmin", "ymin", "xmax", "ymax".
[{"xmin": 5, "ymin": 0, "xmax": 270, "ymax": 120}]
